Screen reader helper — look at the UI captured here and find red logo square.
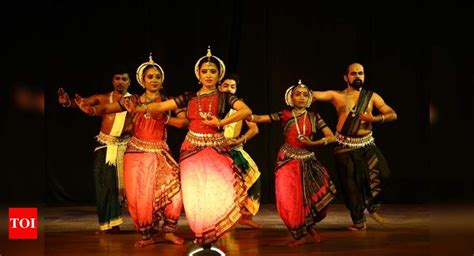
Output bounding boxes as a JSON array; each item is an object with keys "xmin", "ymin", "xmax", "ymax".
[{"xmin": 8, "ymin": 208, "xmax": 38, "ymax": 239}]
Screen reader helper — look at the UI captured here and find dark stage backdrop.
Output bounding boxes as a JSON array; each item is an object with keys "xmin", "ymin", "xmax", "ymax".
[{"xmin": 1, "ymin": 1, "xmax": 471, "ymax": 206}]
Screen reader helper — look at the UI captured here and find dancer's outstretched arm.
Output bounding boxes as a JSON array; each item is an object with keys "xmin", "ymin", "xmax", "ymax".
[
  {"xmin": 74, "ymin": 94, "xmax": 124, "ymax": 116},
  {"xmin": 246, "ymin": 114, "xmax": 272, "ymax": 124}
]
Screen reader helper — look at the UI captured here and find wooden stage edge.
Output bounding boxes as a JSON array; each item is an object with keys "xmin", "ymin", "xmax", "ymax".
[{"xmin": 1, "ymin": 203, "xmax": 473, "ymax": 256}]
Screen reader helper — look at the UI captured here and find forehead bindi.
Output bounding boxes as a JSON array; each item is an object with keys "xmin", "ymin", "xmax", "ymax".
[
  {"xmin": 294, "ymin": 88, "xmax": 309, "ymax": 95},
  {"xmin": 202, "ymin": 62, "xmax": 217, "ymax": 69},
  {"xmin": 348, "ymin": 65, "xmax": 364, "ymax": 74}
]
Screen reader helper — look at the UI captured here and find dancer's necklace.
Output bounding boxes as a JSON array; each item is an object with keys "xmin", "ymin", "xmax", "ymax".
[
  {"xmin": 292, "ymin": 109, "xmax": 307, "ymax": 141},
  {"xmin": 197, "ymin": 90, "xmax": 215, "ymax": 119}
]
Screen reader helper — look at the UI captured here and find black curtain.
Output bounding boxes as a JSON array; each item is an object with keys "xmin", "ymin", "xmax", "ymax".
[{"xmin": 2, "ymin": 1, "xmax": 471, "ymax": 206}]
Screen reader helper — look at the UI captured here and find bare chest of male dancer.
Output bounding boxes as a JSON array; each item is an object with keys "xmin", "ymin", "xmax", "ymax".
[
  {"xmin": 333, "ymin": 90, "xmax": 373, "ymax": 137},
  {"xmin": 97, "ymin": 93, "xmax": 133, "ymax": 135}
]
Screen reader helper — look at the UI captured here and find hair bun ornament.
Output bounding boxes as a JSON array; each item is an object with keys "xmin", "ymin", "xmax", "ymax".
[
  {"xmin": 194, "ymin": 46, "xmax": 226, "ymax": 81},
  {"xmin": 136, "ymin": 52, "xmax": 165, "ymax": 88},
  {"xmin": 284, "ymin": 79, "xmax": 313, "ymax": 108}
]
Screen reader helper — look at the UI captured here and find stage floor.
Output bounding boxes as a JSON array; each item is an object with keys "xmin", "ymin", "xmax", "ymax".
[{"xmin": 2, "ymin": 204, "xmax": 474, "ymax": 255}]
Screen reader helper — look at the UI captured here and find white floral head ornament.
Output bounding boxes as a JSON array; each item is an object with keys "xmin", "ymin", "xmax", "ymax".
[
  {"xmin": 136, "ymin": 52, "xmax": 165, "ymax": 88},
  {"xmin": 285, "ymin": 79, "xmax": 313, "ymax": 108},
  {"xmin": 194, "ymin": 46, "xmax": 226, "ymax": 81}
]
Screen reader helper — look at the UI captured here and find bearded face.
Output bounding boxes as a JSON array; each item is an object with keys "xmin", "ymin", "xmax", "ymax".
[
  {"xmin": 344, "ymin": 63, "xmax": 365, "ymax": 90},
  {"xmin": 350, "ymin": 78, "xmax": 363, "ymax": 89}
]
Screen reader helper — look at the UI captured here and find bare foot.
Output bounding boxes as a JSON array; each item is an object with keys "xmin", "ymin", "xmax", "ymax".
[
  {"xmin": 109, "ymin": 226, "xmax": 121, "ymax": 233},
  {"xmin": 347, "ymin": 223, "xmax": 367, "ymax": 231},
  {"xmin": 238, "ymin": 218, "xmax": 263, "ymax": 229},
  {"xmin": 162, "ymin": 233, "xmax": 185, "ymax": 245},
  {"xmin": 134, "ymin": 238, "xmax": 155, "ymax": 248},
  {"xmin": 369, "ymin": 212, "xmax": 388, "ymax": 224},
  {"xmin": 95, "ymin": 230, "xmax": 106, "ymax": 235},
  {"xmin": 308, "ymin": 227, "xmax": 321, "ymax": 243},
  {"xmin": 95, "ymin": 226, "xmax": 120, "ymax": 235},
  {"xmin": 288, "ymin": 239, "xmax": 305, "ymax": 247}
]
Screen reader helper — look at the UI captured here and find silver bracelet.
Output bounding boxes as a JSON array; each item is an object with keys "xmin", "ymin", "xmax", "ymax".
[
  {"xmin": 381, "ymin": 114, "xmax": 385, "ymax": 123},
  {"xmin": 322, "ymin": 137, "xmax": 328, "ymax": 145},
  {"xmin": 143, "ymin": 104, "xmax": 151, "ymax": 119},
  {"xmin": 62, "ymin": 100, "xmax": 71, "ymax": 108}
]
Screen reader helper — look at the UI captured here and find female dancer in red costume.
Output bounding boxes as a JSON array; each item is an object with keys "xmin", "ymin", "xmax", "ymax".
[
  {"xmin": 124, "ymin": 48, "xmax": 252, "ymax": 245},
  {"xmin": 75, "ymin": 54, "xmax": 187, "ymax": 247},
  {"xmin": 250, "ymin": 80, "xmax": 337, "ymax": 247}
]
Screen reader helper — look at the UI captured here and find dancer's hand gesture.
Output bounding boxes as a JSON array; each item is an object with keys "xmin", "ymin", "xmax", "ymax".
[
  {"xmin": 298, "ymin": 135, "xmax": 314, "ymax": 146},
  {"xmin": 58, "ymin": 88, "xmax": 71, "ymax": 107},
  {"xmin": 74, "ymin": 94, "xmax": 95, "ymax": 116},
  {"xmin": 123, "ymin": 97, "xmax": 138, "ymax": 113},
  {"xmin": 203, "ymin": 115, "xmax": 221, "ymax": 129}
]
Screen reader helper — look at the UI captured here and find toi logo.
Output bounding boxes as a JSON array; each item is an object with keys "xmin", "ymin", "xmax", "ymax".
[{"xmin": 8, "ymin": 208, "xmax": 38, "ymax": 239}]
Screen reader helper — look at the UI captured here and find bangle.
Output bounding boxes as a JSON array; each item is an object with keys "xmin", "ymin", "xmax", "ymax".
[
  {"xmin": 62, "ymin": 100, "xmax": 71, "ymax": 108},
  {"xmin": 143, "ymin": 104, "xmax": 151, "ymax": 119},
  {"xmin": 164, "ymin": 115, "xmax": 170, "ymax": 124},
  {"xmin": 380, "ymin": 114, "xmax": 385, "ymax": 123},
  {"xmin": 322, "ymin": 137, "xmax": 328, "ymax": 145},
  {"xmin": 250, "ymin": 114, "xmax": 254, "ymax": 121}
]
